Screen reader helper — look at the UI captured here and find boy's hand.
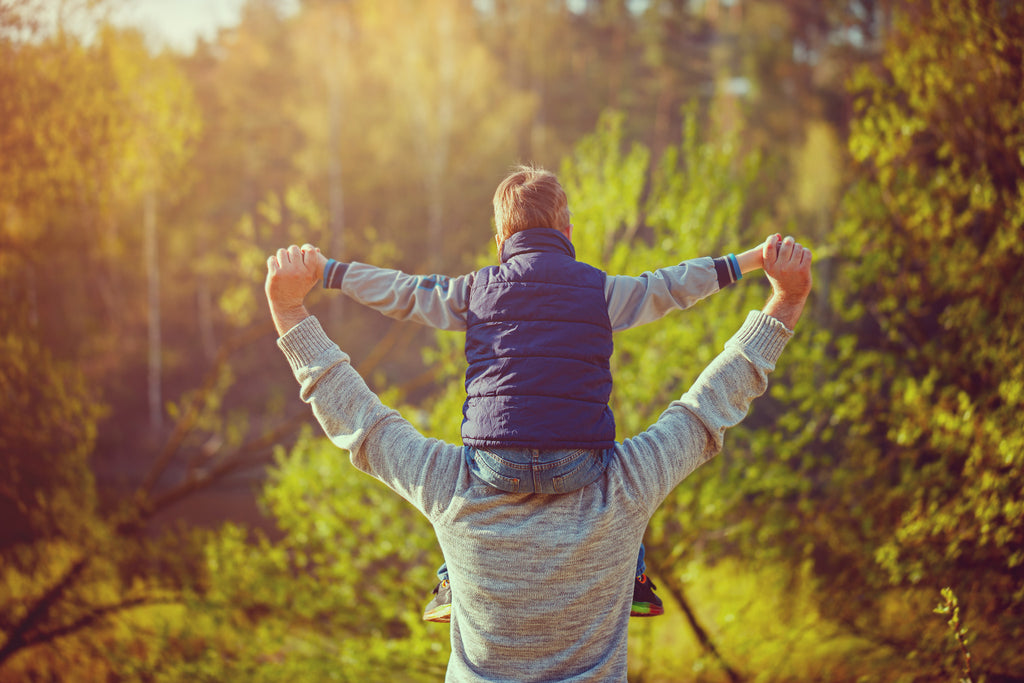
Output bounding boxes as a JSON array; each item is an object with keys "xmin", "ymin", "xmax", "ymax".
[
  {"xmin": 265, "ymin": 244, "xmax": 320, "ymax": 335},
  {"xmin": 300, "ymin": 243, "xmax": 328, "ymax": 280},
  {"xmin": 734, "ymin": 234, "xmax": 780, "ymax": 274}
]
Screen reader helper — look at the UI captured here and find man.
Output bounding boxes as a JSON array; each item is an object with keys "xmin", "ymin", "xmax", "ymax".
[{"xmin": 266, "ymin": 234, "xmax": 812, "ymax": 681}]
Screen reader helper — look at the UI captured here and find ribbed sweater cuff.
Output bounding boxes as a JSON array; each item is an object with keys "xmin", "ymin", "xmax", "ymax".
[
  {"xmin": 727, "ymin": 310, "xmax": 795, "ymax": 367},
  {"xmin": 276, "ymin": 316, "xmax": 345, "ymax": 373}
]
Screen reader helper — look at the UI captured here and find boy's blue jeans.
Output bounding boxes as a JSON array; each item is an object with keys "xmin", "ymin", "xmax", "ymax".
[{"xmin": 436, "ymin": 447, "xmax": 647, "ymax": 582}]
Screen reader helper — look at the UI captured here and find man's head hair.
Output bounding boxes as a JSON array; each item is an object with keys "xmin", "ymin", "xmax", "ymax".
[{"xmin": 492, "ymin": 165, "xmax": 571, "ymax": 244}]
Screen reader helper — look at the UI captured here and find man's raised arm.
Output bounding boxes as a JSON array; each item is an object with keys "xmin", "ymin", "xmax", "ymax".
[
  {"xmin": 618, "ymin": 234, "xmax": 814, "ymax": 507},
  {"xmin": 678, "ymin": 232, "xmax": 813, "ymax": 454}
]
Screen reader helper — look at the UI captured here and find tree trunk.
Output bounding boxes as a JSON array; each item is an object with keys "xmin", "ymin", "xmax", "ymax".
[
  {"xmin": 144, "ymin": 189, "xmax": 162, "ymax": 431},
  {"xmin": 427, "ymin": 6, "xmax": 455, "ymax": 270},
  {"xmin": 645, "ymin": 552, "xmax": 744, "ymax": 682},
  {"xmin": 197, "ymin": 277, "xmax": 217, "ymax": 362},
  {"xmin": 326, "ymin": 11, "xmax": 347, "ymax": 324}
]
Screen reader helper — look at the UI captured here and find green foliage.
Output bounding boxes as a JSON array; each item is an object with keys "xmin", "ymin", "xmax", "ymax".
[
  {"xmin": 419, "ymin": 331, "xmax": 472, "ymax": 445},
  {"xmin": 628, "ymin": 556, "xmax": 925, "ymax": 682},
  {"xmin": 161, "ymin": 429, "xmax": 449, "ymax": 681},
  {"xmin": 0, "ymin": 334, "xmax": 104, "ymax": 547},
  {"xmin": 0, "ymin": 538, "xmax": 176, "ymax": 682},
  {"xmin": 213, "ymin": 184, "xmax": 329, "ymax": 328},
  {"xmin": 840, "ymin": 0, "xmax": 1023, "ymax": 628},
  {"xmin": 558, "ymin": 110, "xmax": 651, "ymax": 260},
  {"xmin": 718, "ymin": 0, "xmax": 1024, "ymax": 675}
]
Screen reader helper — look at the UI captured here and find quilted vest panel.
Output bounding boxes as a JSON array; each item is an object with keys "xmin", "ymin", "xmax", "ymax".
[{"xmin": 462, "ymin": 229, "xmax": 614, "ymax": 449}]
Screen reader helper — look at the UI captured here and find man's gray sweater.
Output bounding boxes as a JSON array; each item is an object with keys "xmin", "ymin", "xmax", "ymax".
[{"xmin": 277, "ymin": 310, "xmax": 792, "ymax": 682}]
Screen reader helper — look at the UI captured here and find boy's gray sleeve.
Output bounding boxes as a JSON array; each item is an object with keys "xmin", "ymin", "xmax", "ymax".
[
  {"xmin": 324, "ymin": 260, "xmax": 470, "ymax": 331},
  {"xmin": 605, "ymin": 256, "xmax": 736, "ymax": 331}
]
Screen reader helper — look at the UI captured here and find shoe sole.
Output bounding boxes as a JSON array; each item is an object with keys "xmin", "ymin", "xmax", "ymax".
[
  {"xmin": 423, "ymin": 605, "xmax": 452, "ymax": 623},
  {"xmin": 630, "ymin": 602, "xmax": 664, "ymax": 617}
]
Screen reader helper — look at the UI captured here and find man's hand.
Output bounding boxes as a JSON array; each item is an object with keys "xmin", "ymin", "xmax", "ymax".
[
  {"xmin": 266, "ymin": 244, "xmax": 320, "ymax": 336},
  {"xmin": 761, "ymin": 234, "xmax": 812, "ymax": 330}
]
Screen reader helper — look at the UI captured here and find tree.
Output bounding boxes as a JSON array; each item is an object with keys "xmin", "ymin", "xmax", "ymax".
[
  {"xmin": 175, "ymin": 0, "xmax": 306, "ymax": 361},
  {"xmin": 0, "ymin": 14, "xmax": 284, "ymax": 679},
  {"xmin": 92, "ymin": 26, "xmax": 201, "ymax": 430},
  {"xmin": 711, "ymin": 0, "xmax": 1024, "ymax": 677},
  {"xmin": 0, "ymin": 335, "xmax": 103, "ymax": 549},
  {"xmin": 164, "ymin": 430, "xmax": 449, "ymax": 681},
  {"xmin": 345, "ymin": 0, "xmax": 535, "ymax": 270},
  {"xmin": 832, "ymin": 0, "xmax": 1024, "ymax": 670}
]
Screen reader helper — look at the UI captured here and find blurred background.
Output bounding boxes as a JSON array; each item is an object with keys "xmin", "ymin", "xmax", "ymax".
[{"xmin": 2, "ymin": 0, "xmax": 1022, "ymax": 680}]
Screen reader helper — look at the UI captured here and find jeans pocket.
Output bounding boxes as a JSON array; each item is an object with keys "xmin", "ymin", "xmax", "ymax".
[
  {"xmin": 551, "ymin": 451, "xmax": 604, "ymax": 494},
  {"xmin": 474, "ymin": 454, "xmax": 521, "ymax": 493}
]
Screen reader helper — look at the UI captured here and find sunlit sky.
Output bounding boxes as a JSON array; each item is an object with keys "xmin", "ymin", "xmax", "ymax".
[
  {"xmin": 104, "ymin": 0, "xmax": 299, "ymax": 52},
  {"xmin": 91, "ymin": 0, "xmax": 664, "ymax": 53}
]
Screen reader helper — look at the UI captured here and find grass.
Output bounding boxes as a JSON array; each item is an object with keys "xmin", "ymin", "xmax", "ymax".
[{"xmin": 626, "ymin": 557, "xmax": 928, "ymax": 682}]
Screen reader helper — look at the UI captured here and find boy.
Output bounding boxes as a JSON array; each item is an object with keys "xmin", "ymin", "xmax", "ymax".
[{"xmin": 304, "ymin": 165, "xmax": 766, "ymax": 622}]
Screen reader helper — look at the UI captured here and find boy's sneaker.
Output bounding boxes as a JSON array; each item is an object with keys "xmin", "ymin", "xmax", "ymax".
[
  {"xmin": 423, "ymin": 578, "xmax": 452, "ymax": 623},
  {"xmin": 630, "ymin": 573, "xmax": 664, "ymax": 617}
]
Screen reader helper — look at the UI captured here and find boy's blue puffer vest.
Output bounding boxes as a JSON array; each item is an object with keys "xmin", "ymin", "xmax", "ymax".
[{"xmin": 462, "ymin": 228, "xmax": 614, "ymax": 450}]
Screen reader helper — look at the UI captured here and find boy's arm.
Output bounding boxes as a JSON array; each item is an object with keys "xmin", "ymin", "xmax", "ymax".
[
  {"xmin": 322, "ymin": 258, "xmax": 471, "ymax": 331},
  {"xmin": 734, "ymin": 242, "xmax": 768, "ymax": 275},
  {"xmin": 605, "ymin": 238, "xmax": 770, "ymax": 332}
]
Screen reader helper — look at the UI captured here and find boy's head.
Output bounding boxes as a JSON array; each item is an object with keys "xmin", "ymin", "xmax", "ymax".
[{"xmin": 492, "ymin": 165, "xmax": 572, "ymax": 252}]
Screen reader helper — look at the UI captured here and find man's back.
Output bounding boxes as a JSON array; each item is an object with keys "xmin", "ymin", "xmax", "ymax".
[
  {"xmin": 439, "ymin": 479, "xmax": 640, "ymax": 681},
  {"xmin": 275, "ymin": 309, "xmax": 791, "ymax": 681}
]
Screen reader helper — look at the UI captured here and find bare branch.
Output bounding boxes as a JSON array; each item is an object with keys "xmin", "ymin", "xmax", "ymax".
[
  {"xmin": 0, "ymin": 556, "xmax": 89, "ymax": 667},
  {"xmin": 21, "ymin": 595, "xmax": 180, "ymax": 653},
  {"xmin": 354, "ymin": 320, "xmax": 421, "ymax": 377},
  {"xmin": 138, "ymin": 320, "xmax": 275, "ymax": 497},
  {"xmin": 645, "ymin": 552, "xmax": 744, "ymax": 683},
  {"xmin": 136, "ymin": 411, "xmax": 310, "ymax": 522}
]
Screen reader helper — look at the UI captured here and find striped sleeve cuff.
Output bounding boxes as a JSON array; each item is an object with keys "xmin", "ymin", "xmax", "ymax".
[
  {"xmin": 323, "ymin": 259, "xmax": 349, "ymax": 289},
  {"xmin": 712, "ymin": 254, "xmax": 742, "ymax": 289}
]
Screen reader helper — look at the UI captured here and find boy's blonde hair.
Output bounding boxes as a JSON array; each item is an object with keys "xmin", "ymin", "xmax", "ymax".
[{"xmin": 492, "ymin": 165, "xmax": 571, "ymax": 244}]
